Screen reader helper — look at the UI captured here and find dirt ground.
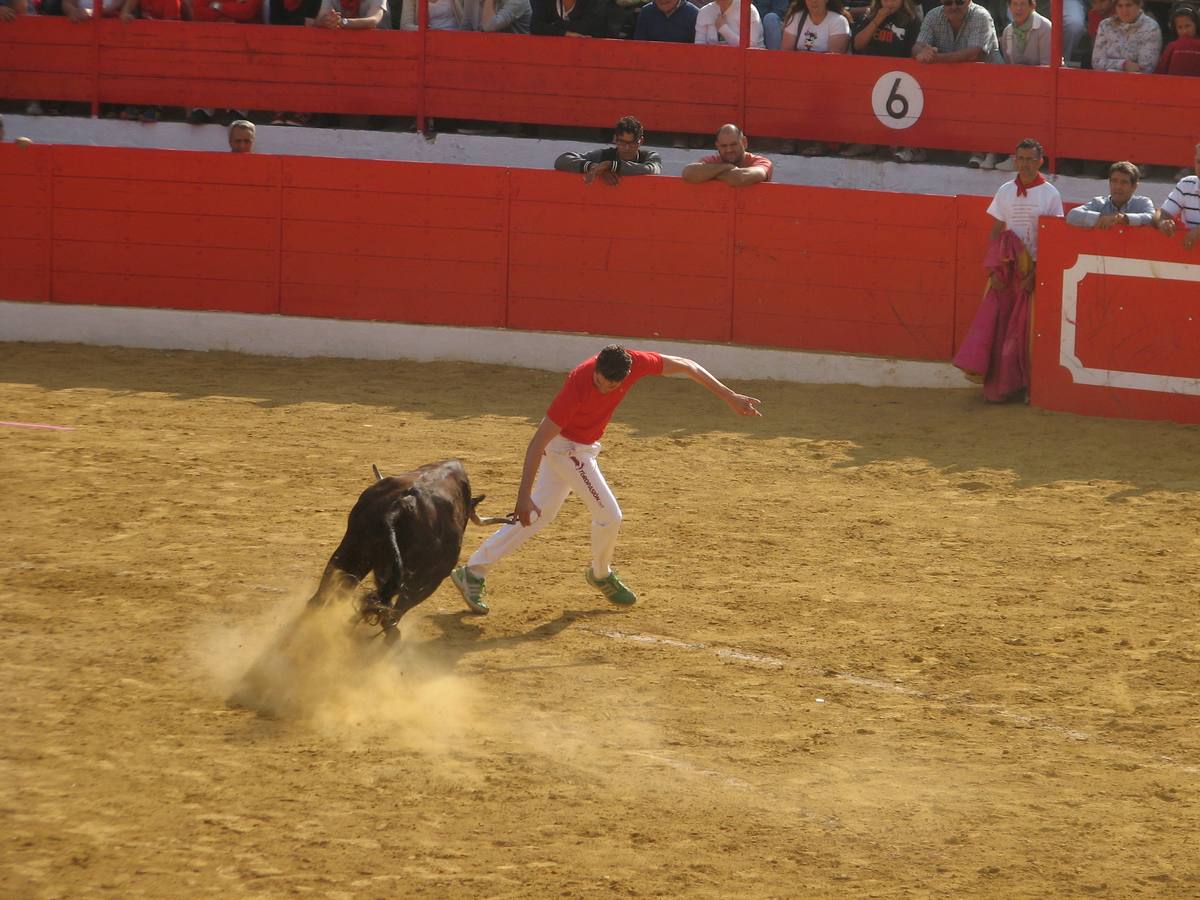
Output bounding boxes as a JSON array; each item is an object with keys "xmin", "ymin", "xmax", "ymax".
[{"xmin": 1, "ymin": 341, "xmax": 1198, "ymax": 899}]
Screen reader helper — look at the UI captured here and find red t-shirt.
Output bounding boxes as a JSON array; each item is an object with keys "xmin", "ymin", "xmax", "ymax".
[
  {"xmin": 701, "ymin": 151, "xmax": 773, "ymax": 182},
  {"xmin": 545, "ymin": 350, "xmax": 664, "ymax": 444}
]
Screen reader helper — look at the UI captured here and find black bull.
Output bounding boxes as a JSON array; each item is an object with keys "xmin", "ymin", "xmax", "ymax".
[{"xmin": 307, "ymin": 459, "xmax": 511, "ymax": 633}]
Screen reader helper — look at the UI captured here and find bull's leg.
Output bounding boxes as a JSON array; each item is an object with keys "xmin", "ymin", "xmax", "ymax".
[{"xmin": 307, "ymin": 560, "xmax": 362, "ymax": 610}]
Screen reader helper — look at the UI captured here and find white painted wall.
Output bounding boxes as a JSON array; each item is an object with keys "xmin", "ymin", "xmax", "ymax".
[{"xmin": 0, "ymin": 301, "xmax": 973, "ymax": 389}]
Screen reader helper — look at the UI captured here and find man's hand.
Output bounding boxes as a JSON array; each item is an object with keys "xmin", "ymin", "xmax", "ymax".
[
  {"xmin": 1021, "ymin": 268, "xmax": 1036, "ymax": 295},
  {"xmin": 915, "ymin": 45, "xmax": 937, "ymax": 64},
  {"xmin": 1159, "ymin": 217, "xmax": 1177, "ymax": 237},
  {"xmin": 584, "ymin": 160, "xmax": 619, "ymax": 186},
  {"xmin": 315, "ymin": 9, "xmax": 341, "ymax": 27},
  {"xmin": 1121, "ymin": 60, "xmax": 1140, "ymax": 73},
  {"xmin": 1096, "ymin": 213, "xmax": 1125, "ymax": 230},
  {"xmin": 514, "ymin": 493, "xmax": 542, "ymax": 527},
  {"xmin": 0, "ymin": 7, "xmax": 18, "ymax": 21},
  {"xmin": 724, "ymin": 392, "xmax": 762, "ymax": 417},
  {"xmin": 1184, "ymin": 227, "xmax": 1200, "ymax": 251}
]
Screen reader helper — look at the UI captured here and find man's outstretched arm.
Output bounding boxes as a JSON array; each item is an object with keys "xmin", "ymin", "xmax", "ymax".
[
  {"xmin": 660, "ymin": 355, "xmax": 762, "ymax": 417},
  {"xmin": 513, "ymin": 416, "xmax": 563, "ymax": 526}
]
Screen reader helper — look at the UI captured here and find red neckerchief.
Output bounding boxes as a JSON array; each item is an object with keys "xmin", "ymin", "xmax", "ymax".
[
  {"xmin": 1015, "ymin": 173, "xmax": 1045, "ymax": 197},
  {"xmin": 340, "ymin": 0, "xmax": 361, "ymax": 15}
]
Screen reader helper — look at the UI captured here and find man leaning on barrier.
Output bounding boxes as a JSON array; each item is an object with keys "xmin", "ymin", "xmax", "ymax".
[
  {"xmin": 682, "ymin": 124, "xmax": 773, "ymax": 187},
  {"xmin": 554, "ymin": 116, "xmax": 663, "ymax": 185},
  {"xmin": 1066, "ymin": 161, "xmax": 1157, "ymax": 229},
  {"xmin": 1157, "ymin": 141, "xmax": 1200, "ymax": 250}
]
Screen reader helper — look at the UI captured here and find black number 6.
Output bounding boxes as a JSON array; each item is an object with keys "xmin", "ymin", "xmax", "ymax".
[{"xmin": 886, "ymin": 77, "xmax": 909, "ymax": 120}]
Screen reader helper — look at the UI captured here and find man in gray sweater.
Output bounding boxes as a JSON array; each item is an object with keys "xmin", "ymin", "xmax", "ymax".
[
  {"xmin": 1066, "ymin": 161, "xmax": 1159, "ymax": 229},
  {"xmin": 554, "ymin": 116, "xmax": 663, "ymax": 185}
]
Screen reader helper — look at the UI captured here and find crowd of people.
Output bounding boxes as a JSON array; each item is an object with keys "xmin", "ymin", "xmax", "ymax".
[{"xmin": 2, "ymin": 0, "xmax": 1196, "ymax": 163}]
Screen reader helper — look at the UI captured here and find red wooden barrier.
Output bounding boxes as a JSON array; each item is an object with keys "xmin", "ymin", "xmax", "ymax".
[
  {"xmin": 745, "ymin": 52, "xmax": 1053, "ymax": 156},
  {"xmin": 5, "ymin": 19, "xmax": 1199, "ymax": 165},
  {"xmin": 507, "ymin": 169, "xmax": 736, "ymax": 341},
  {"xmin": 279, "ymin": 157, "xmax": 508, "ymax": 325},
  {"xmin": 0, "ymin": 17, "xmax": 96, "ymax": 104},
  {"xmin": 47, "ymin": 145, "xmax": 282, "ymax": 312},
  {"xmin": 1056, "ymin": 68, "xmax": 1200, "ymax": 170},
  {"xmin": 425, "ymin": 31, "xmax": 741, "ymax": 135},
  {"xmin": 95, "ymin": 20, "xmax": 420, "ymax": 115},
  {"xmin": 734, "ymin": 186, "xmax": 958, "ymax": 360},
  {"xmin": 0, "ymin": 144, "xmax": 52, "ymax": 303},
  {"xmin": 1032, "ymin": 218, "xmax": 1200, "ymax": 424}
]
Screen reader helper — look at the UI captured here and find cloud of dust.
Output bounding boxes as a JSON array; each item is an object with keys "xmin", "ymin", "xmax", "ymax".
[{"xmin": 191, "ymin": 592, "xmax": 479, "ymax": 753}]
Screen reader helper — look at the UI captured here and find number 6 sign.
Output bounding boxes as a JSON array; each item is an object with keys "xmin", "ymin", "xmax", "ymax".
[{"xmin": 871, "ymin": 71, "xmax": 924, "ymax": 130}]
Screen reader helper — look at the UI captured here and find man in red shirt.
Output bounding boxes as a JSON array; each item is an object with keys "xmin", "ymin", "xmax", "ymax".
[
  {"xmin": 681, "ymin": 124, "xmax": 773, "ymax": 187},
  {"xmin": 452, "ymin": 345, "xmax": 761, "ymax": 614}
]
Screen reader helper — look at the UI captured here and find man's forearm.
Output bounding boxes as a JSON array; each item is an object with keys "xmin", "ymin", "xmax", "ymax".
[
  {"xmin": 683, "ymin": 162, "xmax": 733, "ymax": 183},
  {"xmin": 935, "ymin": 47, "xmax": 984, "ymax": 63}
]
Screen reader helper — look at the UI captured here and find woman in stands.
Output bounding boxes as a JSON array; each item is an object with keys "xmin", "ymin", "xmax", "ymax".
[
  {"xmin": 1091, "ymin": 0, "xmax": 1162, "ymax": 73},
  {"xmin": 841, "ymin": 0, "xmax": 921, "ymax": 158},
  {"xmin": 776, "ymin": 0, "xmax": 851, "ymax": 156},
  {"xmin": 1155, "ymin": 4, "xmax": 1200, "ymax": 75}
]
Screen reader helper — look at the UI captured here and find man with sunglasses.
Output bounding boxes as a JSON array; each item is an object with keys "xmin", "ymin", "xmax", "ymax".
[
  {"xmin": 912, "ymin": 0, "xmax": 1002, "ymax": 167},
  {"xmin": 553, "ymin": 116, "xmax": 664, "ymax": 185}
]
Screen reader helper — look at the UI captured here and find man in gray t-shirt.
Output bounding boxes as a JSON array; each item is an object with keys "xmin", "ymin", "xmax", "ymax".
[{"xmin": 478, "ymin": 0, "xmax": 531, "ymax": 32}]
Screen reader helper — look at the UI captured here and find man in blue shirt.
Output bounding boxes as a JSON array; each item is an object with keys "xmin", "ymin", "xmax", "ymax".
[
  {"xmin": 633, "ymin": 0, "xmax": 699, "ymax": 42},
  {"xmin": 1065, "ymin": 161, "xmax": 1159, "ymax": 230}
]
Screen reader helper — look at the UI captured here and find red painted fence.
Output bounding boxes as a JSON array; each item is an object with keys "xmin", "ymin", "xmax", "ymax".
[
  {"xmin": 2, "ymin": 17, "xmax": 1198, "ymax": 167},
  {"xmin": 4, "ymin": 143, "xmax": 1198, "ymax": 423}
]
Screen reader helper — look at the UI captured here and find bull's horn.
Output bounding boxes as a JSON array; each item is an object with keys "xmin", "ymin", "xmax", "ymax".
[
  {"xmin": 473, "ymin": 514, "xmax": 517, "ymax": 526},
  {"xmin": 372, "ymin": 464, "xmax": 383, "ymax": 482}
]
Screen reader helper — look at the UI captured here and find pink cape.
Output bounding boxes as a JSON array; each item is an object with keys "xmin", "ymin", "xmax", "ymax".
[{"xmin": 953, "ymin": 230, "xmax": 1032, "ymax": 403}]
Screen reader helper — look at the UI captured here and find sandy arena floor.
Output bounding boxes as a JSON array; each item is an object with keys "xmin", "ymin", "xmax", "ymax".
[{"xmin": 1, "ymin": 342, "xmax": 1198, "ymax": 898}]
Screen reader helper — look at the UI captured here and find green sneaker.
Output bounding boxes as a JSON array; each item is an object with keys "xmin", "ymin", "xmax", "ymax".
[
  {"xmin": 450, "ymin": 565, "xmax": 489, "ymax": 615},
  {"xmin": 586, "ymin": 566, "xmax": 637, "ymax": 606}
]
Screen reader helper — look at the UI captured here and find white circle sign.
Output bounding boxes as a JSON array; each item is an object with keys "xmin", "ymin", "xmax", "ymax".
[{"xmin": 871, "ymin": 71, "xmax": 924, "ymax": 130}]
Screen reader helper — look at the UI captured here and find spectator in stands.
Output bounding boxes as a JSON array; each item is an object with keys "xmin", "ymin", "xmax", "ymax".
[
  {"xmin": 272, "ymin": 0, "xmax": 322, "ymax": 25},
  {"xmin": 1091, "ymin": 0, "xmax": 1161, "ymax": 72},
  {"xmin": 755, "ymin": 0, "xmax": 789, "ymax": 48},
  {"xmin": 989, "ymin": 0, "xmax": 1051, "ymax": 170},
  {"xmin": 531, "ymin": 0, "xmax": 607, "ymax": 35},
  {"xmin": 554, "ymin": 115, "xmax": 663, "ymax": 183},
  {"xmin": 228, "ymin": 120, "xmax": 256, "ymax": 153},
  {"xmin": 63, "ymin": 0, "xmax": 135, "ymax": 21},
  {"xmin": 0, "ymin": 0, "xmax": 29, "ymax": 21},
  {"xmin": 1155, "ymin": 4, "xmax": 1200, "ymax": 75},
  {"xmin": 695, "ymin": 0, "xmax": 765, "ymax": 46},
  {"xmin": 953, "ymin": 138, "xmax": 1063, "ymax": 402},
  {"xmin": 912, "ymin": 0, "xmax": 1002, "ymax": 167},
  {"xmin": 634, "ymin": 0, "xmax": 699, "ymax": 41},
  {"xmin": 399, "ymin": 0, "xmax": 467, "ymax": 29},
  {"xmin": 775, "ymin": 0, "xmax": 851, "ymax": 156},
  {"xmin": 1066, "ymin": 161, "xmax": 1158, "ymax": 228},
  {"xmin": 478, "ymin": 0, "xmax": 532, "ymax": 31},
  {"xmin": 843, "ymin": 0, "xmax": 920, "ymax": 158},
  {"xmin": 1158, "ymin": 142, "xmax": 1200, "ymax": 249},
  {"xmin": 683, "ymin": 124, "xmax": 773, "ymax": 186},
  {"xmin": 312, "ymin": 0, "xmax": 388, "ymax": 27}
]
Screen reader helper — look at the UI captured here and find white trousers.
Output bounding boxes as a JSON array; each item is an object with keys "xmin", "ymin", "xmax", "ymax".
[{"xmin": 467, "ymin": 435, "xmax": 622, "ymax": 578}]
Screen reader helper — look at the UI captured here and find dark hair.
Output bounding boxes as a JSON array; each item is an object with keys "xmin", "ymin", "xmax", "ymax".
[
  {"xmin": 1108, "ymin": 160, "xmax": 1141, "ymax": 183},
  {"xmin": 614, "ymin": 116, "xmax": 644, "ymax": 141},
  {"xmin": 1016, "ymin": 137, "xmax": 1044, "ymax": 158},
  {"xmin": 595, "ymin": 345, "xmax": 633, "ymax": 382},
  {"xmin": 1170, "ymin": 3, "xmax": 1199, "ymax": 31}
]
